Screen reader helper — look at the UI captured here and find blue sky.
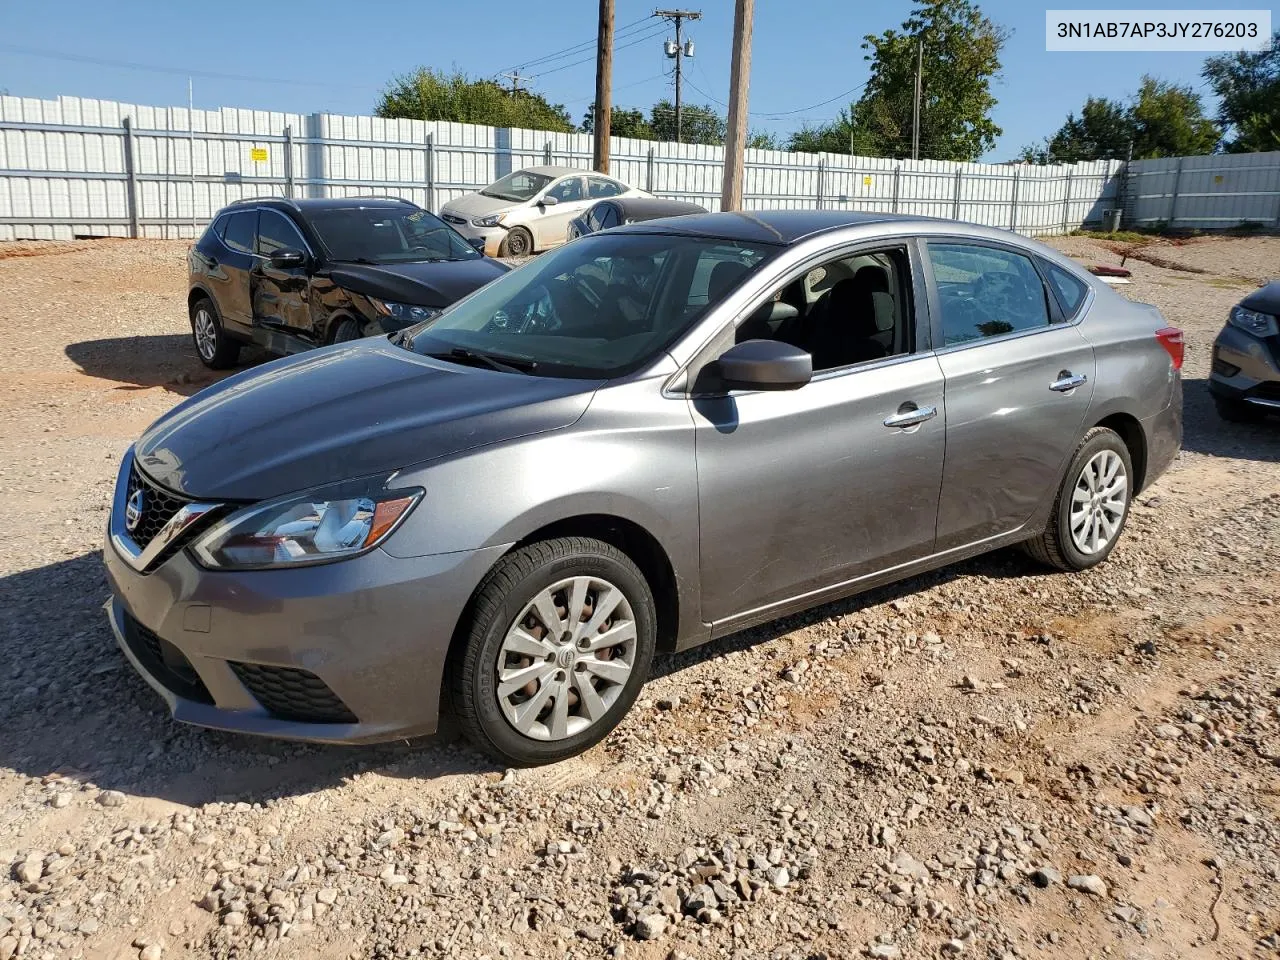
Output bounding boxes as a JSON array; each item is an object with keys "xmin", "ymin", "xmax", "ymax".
[{"xmin": 1, "ymin": 1, "xmax": 1224, "ymax": 160}]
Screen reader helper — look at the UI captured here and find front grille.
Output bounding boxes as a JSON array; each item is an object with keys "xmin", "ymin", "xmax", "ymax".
[
  {"xmin": 229, "ymin": 663, "xmax": 358, "ymax": 724},
  {"xmin": 120, "ymin": 612, "xmax": 214, "ymax": 704},
  {"xmin": 441, "ymin": 213, "xmax": 466, "ymax": 225},
  {"xmin": 125, "ymin": 465, "xmax": 189, "ymax": 550}
]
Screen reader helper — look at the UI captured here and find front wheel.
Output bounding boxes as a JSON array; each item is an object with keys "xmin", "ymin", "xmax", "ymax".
[
  {"xmin": 190, "ymin": 297, "xmax": 241, "ymax": 369},
  {"xmin": 498, "ymin": 226, "xmax": 533, "ymax": 258},
  {"xmin": 1025, "ymin": 426, "xmax": 1133, "ymax": 572},
  {"xmin": 446, "ymin": 537, "xmax": 656, "ymax": 766}
]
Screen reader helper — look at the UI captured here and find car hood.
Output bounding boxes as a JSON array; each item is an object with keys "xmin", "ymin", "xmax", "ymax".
[
  {"xmin": 443, "ymin": 192, "xmax": 524, "ymax": 218},
  {"xmin": 1240, "ymin": 280, "xmax": 1280, "ymax": 315},
  {"xmin": 134, "ymin": 342, "xmax": 601, "ymax": 501},
  {"xmin": 326, "ymin": 257, "xmax": 509, "ymax": 306}
]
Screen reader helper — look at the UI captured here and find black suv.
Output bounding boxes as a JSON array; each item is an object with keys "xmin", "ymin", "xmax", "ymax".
[{"xmin": 188, "ymin": 197, "xmax": 509, "ymax": 368}]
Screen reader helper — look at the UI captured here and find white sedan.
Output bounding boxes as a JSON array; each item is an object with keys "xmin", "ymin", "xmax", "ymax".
[{"xmin": 440, "ymin": 166, "xmax": 650, "ymax": 257}]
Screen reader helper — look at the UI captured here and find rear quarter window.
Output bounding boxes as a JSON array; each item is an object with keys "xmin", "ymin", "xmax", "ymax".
[{"xmin": 1042, "ymin": 261, "xmax": 1089, "ymax": 318}]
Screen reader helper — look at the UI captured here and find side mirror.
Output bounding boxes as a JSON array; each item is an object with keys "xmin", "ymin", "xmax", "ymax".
[
  {"xmin": 716, "ymin": 340, "xmax": 812, "ymax": 392},
  {"xmin": 539, "ymin": 195, "xmax": 559, "ymax": 207},
  {"xmin": 467, "ymin": 236, "xmax": 486, "ymax": 252},
  {"xmin": 269, "ymin": 248, "xmax": 308, "ymax": 269}
]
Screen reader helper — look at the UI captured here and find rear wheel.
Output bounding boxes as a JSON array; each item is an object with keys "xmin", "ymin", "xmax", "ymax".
[
  {"xmin": 1214, "ymin": 395, "xmax": 1265, "ymax": 424},
  {"xmin": 189, "ymin": 296, "xmax": 241, "ymax": 369},
  {"xmin": 446, "ymin": 537, "xmax": 656, "ymax": 766},
  {"xmin": 498, "ymin": 226, "xmax": 533, "ymax": 258},
  {"xmin": 331, "ymin": 317, "xmax": 365, "ymax": 344},
  {"xmin": 1025, "ymin": 426, "xmax": 1133, "ymax": 572}
]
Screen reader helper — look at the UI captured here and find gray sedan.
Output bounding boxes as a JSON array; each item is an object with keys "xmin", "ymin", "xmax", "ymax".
[{"xmin": 103, "ymin": 211, "xmax": 1183, "ymax": 766}]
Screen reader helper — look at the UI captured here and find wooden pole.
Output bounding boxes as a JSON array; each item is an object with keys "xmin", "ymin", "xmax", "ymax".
[
  {"xmin": 720, "ymin": 0, "xmax": 753, "ymax": 211},
  {"xmin": 593, "ymin": 0, "xmax": 613, "ymax": 173}
]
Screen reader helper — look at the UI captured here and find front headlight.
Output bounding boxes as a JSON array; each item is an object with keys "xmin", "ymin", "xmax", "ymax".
[
  {"xmin": 370, "ymin": 299, "xmax": 441, "ymax": 323},
  {"xmin": 472, "ymin": 213, "xmax": 505, "ymax": 227},
  {"xmin": 1229, "ymin": 305, "xmax": 1279, "ymax": 338},
  {"xmin": 192, "ymin": 478, "xmax": 422, "ymax": 570}
]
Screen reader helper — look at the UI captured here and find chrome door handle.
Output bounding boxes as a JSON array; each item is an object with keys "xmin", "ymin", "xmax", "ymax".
[
  {"xmin": 1050, "ymin": 373, "xmax": 1088, "ymax": 392},
  {"xmin": 883, "ymin": 405, "xmax": 938, "ymax": 428}
]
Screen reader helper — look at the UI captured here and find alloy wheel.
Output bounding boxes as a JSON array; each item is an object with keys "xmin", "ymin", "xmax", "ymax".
[
  {"xmin": 496, "ymin": 576, "xmax": 637, "ymax": 741},
  {"xmin": 193, "ymin": 308, "xmax": 218, "ymax": 361},
  {"xmin": 1069, "ymin": 449, "xmax": 1128, "ymax": 555}
]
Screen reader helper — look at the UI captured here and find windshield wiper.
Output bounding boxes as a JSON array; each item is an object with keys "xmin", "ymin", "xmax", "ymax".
[{"xmin": 433, "ymin": 347, "xmax": 538, "ymax": 375}]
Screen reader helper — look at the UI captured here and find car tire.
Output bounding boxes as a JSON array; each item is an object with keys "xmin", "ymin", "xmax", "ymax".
[
  {"xmin": 498, "ymin": 226, "xmax": 533, "ymax": 258},
  {"xmin": 189, "ymin": 296, "xmax": 241, "ymax": 369},
  {"xmin": 1213, "ymin": 395, "xmax": 1265, "ymax": 423},
  {"xmin": 446, "ymin": 537, "xmax": 657, "ymax": 767},
  {"xmin": 1024, "ymin": 426, "xmax": 1134, "ymax": 572},
  {"xmin": 331, "ymin": 317, "xmax": 365, "ymax": 344}
]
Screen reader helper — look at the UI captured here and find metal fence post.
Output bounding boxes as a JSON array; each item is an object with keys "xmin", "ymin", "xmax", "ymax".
[
  {"xmin": 952, "ymin": 168, "xmax": 963, "ymax": 221},
  {"xmin": 425, "ymin": 133, "xmax": 436, "ymax": 213},
  {"xmin": 892, "ymin": 165, "xmax": 901, "ymax": 213},
  {"xmin": 816, "ymin": 157, "xmax": 825, "ymax": 210},
  {"xmin": 543, "ymin": 141, "xmax": 553, "ymax": 165},
  {"xmin": 1061, "ymin": 170, "xmax": 1073, "ymax": 234},
  {"xmin": 122, "ymin": 117, "xmax": 139, "ymax": 238},
  {"xmin": 283, "ymin": 125, "xmax": 295, "ymax": 198},
  {"xmin": 1009, "ymin": 167, "xmax": 1020, "ymax": 233},
  {"xmin": 646, "ymin": 147, "xmax": 655, "ymax": 193},
  {"xmin": 1168, "ymin": 156, "xmax": 1184, "ymax": 227}
]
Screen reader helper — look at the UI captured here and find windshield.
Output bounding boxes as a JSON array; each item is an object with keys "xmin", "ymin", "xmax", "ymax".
[
  {"xmin": 307, "ymin": 206, "xmax": 479, "ymax": 264},
  {"xmin": 399, "ymin": 232, "xmax": 778, "ymax": 378},
  {"xmin": 480, "ymin": 170, "xmax": 554, "ymax": 203}
]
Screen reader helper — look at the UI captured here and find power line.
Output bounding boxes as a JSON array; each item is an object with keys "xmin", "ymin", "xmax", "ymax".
[
  {"xmin": 505, "ymin": 15, "xmax": 654, "ymax": 73},
  {"xmin": 529, "ymin": 25, "xmax": 669, "ymax": 80},
  {"xmin": 683, "ymin": 74, "xmax": 867, "ymax": 119}
]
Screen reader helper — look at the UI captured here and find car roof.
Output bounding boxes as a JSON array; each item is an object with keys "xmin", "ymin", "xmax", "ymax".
[
  {"xmin": 519, "ymin": 165, "xmax": 589, "ymax": 178},
  {"xmin": 611, "ymin": 210, "xmax": 961, "ymax": 245},
  {"xmin": 223, "ymin": 196, "xmax": 421, "ymax": 216},
  {"xmin": 609, "ymin": 198, "xmax": 706, "ymax": 219}
]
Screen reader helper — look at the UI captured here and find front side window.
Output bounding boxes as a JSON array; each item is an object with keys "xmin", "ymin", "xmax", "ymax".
[
  {"xmin": 546, "ymin": 177, "xmax": 584, "ymax": 203},
  {"xmin": 588, "ymin": 177, "xmax": 624, "ymax": 199},
  {"xmin": 306, "ymin": 206, "xmax": 478, "ymax": 264},
  {"xmin": 222, "ymin": 211, "xmax": 257, "ymax": 255},
  {"xmin": 927, "ymin": 243, "xmax": 1050, "ymax": 346},
  {"xmin": 256, "ymin": 210, "xmax": 308, "ymax": 256},
  {"xmin": 399, "ymin": 232, "xmax": 777, "ymax": 378},
  {"xmin": 480, "ymin": 170, "xmax": 554, "ymax": 202}
]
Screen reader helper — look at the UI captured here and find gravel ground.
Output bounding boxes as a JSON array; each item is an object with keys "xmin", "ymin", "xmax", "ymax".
[{"xmin": 1, "ymin": 236, "xmax": 1278, "ymax": 960}]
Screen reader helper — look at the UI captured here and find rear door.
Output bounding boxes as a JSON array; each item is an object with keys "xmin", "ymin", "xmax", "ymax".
[
  {"xmin": 251, "ymin": 209, "xmax": 316, "ymax": 338},
  {"xmin": 924, "ymin": 240, "xmax": 1096, "ymax": 551},
  {"xmin": 212, "ymin": 210, "xmax": 258, "ymax": 333}
]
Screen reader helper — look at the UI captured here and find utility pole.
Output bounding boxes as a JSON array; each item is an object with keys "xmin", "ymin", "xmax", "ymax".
[
  {"xmin": 911, "ymin": 40, "xmax": 923, "ymax": 161},
  {"xmin": 720, "ymin": 0, "xmax": 753, "ymax": 211},
  {"xmin": 500, "ymin": 71, "xmax": 530, "ymax": 96},
  {"xmin": 593, "ymin": 0, "xmax": 614, "ymax": 173},
  {"xmin": 656, "ymin": 9, "xmax": 701, "ymax": 143}
]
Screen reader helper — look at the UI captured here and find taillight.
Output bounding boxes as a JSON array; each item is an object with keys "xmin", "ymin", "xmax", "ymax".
[{"xmin": 1155, "ymin": 326, "xmax": 1184, "ymax": 370}]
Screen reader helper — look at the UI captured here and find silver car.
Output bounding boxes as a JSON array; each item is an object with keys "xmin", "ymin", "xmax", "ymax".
[{"xmin": 104, "ymin": 211, "xmax": 1183, "ymax": 766}]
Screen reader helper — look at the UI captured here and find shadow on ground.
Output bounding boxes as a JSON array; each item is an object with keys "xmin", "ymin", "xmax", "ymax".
[
  {"xmin": 1180, "ymin": 377, "xmax": 1280, "ymax": 463},
  {"xmin": 65, "ymin": 335, "xmax": 269, "ymax": 397}
]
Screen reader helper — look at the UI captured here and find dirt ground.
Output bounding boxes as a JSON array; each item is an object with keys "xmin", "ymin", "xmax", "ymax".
[{"xmin": 0, "ymin": 235, "xmax": 1277, "ymax": 960}]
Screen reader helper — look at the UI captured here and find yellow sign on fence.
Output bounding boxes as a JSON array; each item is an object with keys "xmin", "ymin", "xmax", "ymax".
[
  {"xmin": 863, "ymin": 175, "xmax": 873, "ymax": 187},
  {"xmin": 250, "ymin": 147, "xmax": 269, "ymax": 163}
]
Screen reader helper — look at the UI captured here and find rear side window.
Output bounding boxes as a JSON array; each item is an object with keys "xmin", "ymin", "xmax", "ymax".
[
  {"xmin": 588, "ymin": 177, "xmax": 624, "ymax": 199},
  {"xmin": 197, "ymin": 214, "xmax": 228, "ymax": 251},
  {"xmin": 257, "ymin": 210, "xmax": 308, "ymax": 256},
  {"xmin": 927, "ymin": 243, "xmax": 1051, "ymax": 346},
  {"xmin": 222, "ymin": 211, "xmax": 257, "ymax": 255},
  {"xmin": 1043, "ymin": 261, "xmax": 1088, "ymax": 318}
]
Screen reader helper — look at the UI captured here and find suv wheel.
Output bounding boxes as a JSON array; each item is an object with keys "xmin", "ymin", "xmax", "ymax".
[
  {"xmin": 331, "ymin": 317, "xmax": 365, "ymax": 343},
  {"xmin": 498, "ymin": 226, "xmax": 533, "ymax": 258},
  {"xmin": 190, "ymin": 297, "xmax": 241, "ymax": 369},
  {"xmin": 447, "ymin": 537, "xmax": 656, "ymax": 766},
  {"xmin": 1213, "ymin": 395, "xmax": 1265, "ymax": 423},
  {"xmin": 1025, "ymin": 426, "xmax": 1133, "ymax": 572}
]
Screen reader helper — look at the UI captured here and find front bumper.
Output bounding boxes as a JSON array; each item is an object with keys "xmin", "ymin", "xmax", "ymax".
[
  {"xmin": 1208, "ymin": 324, "xmax": 1280, "ymax": 412},
  {"xmin": 441, "ymin": 217, "xmax": 507, "ymax": 257},
  {"xmin": 103, "ymin": 511, "xmax": 508, "ymax": 744}
]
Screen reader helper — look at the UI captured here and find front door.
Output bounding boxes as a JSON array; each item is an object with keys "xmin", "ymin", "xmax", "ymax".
[
  {"xmin": 924, "ymin": 240, "xmax": 1097, "ymax": 551},
  {"xmin": 251, "ymin": 209, "xmax": 314, "ymax": 338},
  {"xmin": 692, "ymin": 242, "xmax": 946, "ymax": 626},
  {"xmin": 534, "ymin": 176, "xmax": 589, "ymax": 248}
]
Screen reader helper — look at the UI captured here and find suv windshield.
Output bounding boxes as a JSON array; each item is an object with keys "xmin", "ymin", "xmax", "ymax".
[
  {"xmin": 308, "ymin": 206, "xmax": 479, "ymax": 264},
  {"xmin": 400, "ymin": 232, "xmax": 777, "ymax": 378},
  {"xmin": 480, "ymin": 170, "xmax": 554, "ymax": 203}
]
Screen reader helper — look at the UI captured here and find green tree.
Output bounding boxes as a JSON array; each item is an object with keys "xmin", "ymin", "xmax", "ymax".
[
  {"xmin": 1203, "ymin": 32, "xmax": 1280, "ymax": 153},
  {"xmin": 746, "ymin": 129, "xmax": 781, "ymax": 150},
  {"xmin": 787, "ymin": 111, "xmax": 855, "ymax": 154},
  {"xmin": 580, "ymin": 105, "xmax": 656, "ymax": 140},
  {"xmin": 1130, "ymin": 76, "xmax": 1220, "ymax": 157},
  {"xmin": 847, "ymin": 0, "xmax": 1007, "ymax": 160},
  {"xmin": 649, "ymin": 100, "xmax": 726, "ymax": 146},
  {"xmin": 1018, "ymin": 96, "xmax": 1131, "ymax": 163},
  {"xmin": 375, "ymin": 68, "xmax": 574, "ymax": 132}
]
